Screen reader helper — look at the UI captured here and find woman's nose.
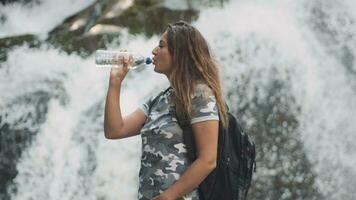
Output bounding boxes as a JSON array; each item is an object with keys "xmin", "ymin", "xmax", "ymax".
[{"xmin": 152, "ymin": 47, "xmax": 158, "ymax": 55}]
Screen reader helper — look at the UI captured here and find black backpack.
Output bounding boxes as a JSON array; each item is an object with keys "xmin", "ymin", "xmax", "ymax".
[{"xmin": 148, "ymin": 87, "xmax": 256, "ymax": 200}]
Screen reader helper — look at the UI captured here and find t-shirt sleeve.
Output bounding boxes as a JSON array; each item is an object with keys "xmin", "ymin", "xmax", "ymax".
[
  {"xmin": 190, "ymin": 84, "xmax": 220, "ymax": 124},
  {"xmin": 139, "ymin": 96, "xmax": 155, "ymax": 117}
]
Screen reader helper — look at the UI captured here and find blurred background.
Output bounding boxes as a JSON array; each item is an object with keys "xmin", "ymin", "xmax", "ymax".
[{"xmin": 1, "ymin": 0, "xmax": 356, "ymax": 199}]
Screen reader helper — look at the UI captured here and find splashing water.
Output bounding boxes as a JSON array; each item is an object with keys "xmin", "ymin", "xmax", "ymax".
[
  {"xmin": 1, "ymin": 0, "xmax": 356, "ymax": 199},
  {"xmin": 0, "ymin": 0, "xmax": 95, "ymax": 38}
]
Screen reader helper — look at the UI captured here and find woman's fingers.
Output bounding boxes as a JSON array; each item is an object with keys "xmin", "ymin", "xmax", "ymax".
[
  {"xmin": 110, "ymin": 49, "xmax": 130, "ymax": 71},
  {"xmin": 107, "ymin": 49, "xmax": 132, "ymax": 87}
]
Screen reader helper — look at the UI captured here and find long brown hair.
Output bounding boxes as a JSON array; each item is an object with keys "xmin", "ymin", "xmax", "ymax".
[{"xmin": 165, "ymin": 21, "xmax": 228, "ymax": 127}]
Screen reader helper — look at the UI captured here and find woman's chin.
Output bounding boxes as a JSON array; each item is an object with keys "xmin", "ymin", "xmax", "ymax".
[{"xmin": 153, "ymin": 66, "xmax": 160, "ymax": 73}]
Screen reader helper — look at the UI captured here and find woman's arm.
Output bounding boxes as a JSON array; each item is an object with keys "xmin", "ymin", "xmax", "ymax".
[
  {"xmin": 153, "ymin": 120, "xmax": 219, "ymax": 200},
  {"xmin": 104, "ymin": 53, "xmax": 147, "ymax": 139},
  {"xmin": 104, "ymin": 85, "xmax": 147, "ymax": 139}
]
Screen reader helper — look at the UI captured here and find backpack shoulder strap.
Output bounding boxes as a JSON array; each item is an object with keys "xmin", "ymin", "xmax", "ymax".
[{"xmin": 147, "ymin": 86, "xmax": 171, "ymax": 114}]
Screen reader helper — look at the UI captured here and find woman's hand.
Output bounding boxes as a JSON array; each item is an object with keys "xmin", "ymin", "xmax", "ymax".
[
  {"xmin": 151, "ymin": 192, "xmax": 174, "ymax": 200},
  {"xmin": 109, "ymin": 50, "xmax": 133, "ymax": 88}
]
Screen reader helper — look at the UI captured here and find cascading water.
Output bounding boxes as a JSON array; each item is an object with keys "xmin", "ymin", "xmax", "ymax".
[
  {"xmin": 0, "ymin": 0, "xmax": 96, "ymax": 37},
  {"xmin": 1, "ymin": 0, "xmax": 355, "ymax": 199}
]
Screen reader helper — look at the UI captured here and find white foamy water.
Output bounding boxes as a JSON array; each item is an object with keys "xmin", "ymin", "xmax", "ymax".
[
  {"xmin": 1, "ymin": 0, "xmax": 356, "ymax": 199},
  {"xmin": 198, "ymin": 1, "xmax": 356, "ymax": 199},
  {"xmin": 1, "ymin": 34, "xmax": 168, "ymax": 200},
  {"xmin": 197, "ymin": 1, "xmax": 356, "ymax": 199}
]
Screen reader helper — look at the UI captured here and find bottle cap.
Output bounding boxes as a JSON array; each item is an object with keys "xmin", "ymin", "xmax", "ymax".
[{"xmin": 145, "ymin": 57, "xmax": 153, "ymax": 65}]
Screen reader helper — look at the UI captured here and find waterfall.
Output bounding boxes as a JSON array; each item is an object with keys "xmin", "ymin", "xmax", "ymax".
[{"xmin": 1, "ymin": 0, "xmax": 355, "ymax": 199}]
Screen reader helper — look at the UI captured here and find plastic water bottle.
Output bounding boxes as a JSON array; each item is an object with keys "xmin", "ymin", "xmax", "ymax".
[{"xmin": 95, "ymin": 49, "xmax": 152, "ymax": 69}]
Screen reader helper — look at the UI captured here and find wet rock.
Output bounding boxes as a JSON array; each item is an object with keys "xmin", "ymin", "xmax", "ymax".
[
  {"xmin": 0, "ymin": 79, "xmax": 69, "ymax": 200},
  {"xmin": 0, "ymin": 0, "xmax": 41, "ymax": 6},
  {"xmin": 0, "ymin": 34, "xmax": 41, "ymax": 63},
  {"xmin": 226, "ymin": 75, "xmax": 323, "ymax": 200},
  {"xmin": 46, "ymin": 0, "xmax": 199, "ymax": 56},
  {"xmin": 221, "ymin": 35, "xmax": 323, "ymax": 199}
]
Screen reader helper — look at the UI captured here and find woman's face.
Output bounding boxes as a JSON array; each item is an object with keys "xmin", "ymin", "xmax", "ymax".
[{"xmin": 152, "ymin": 32, "xmax": 173, "ymax": 77}]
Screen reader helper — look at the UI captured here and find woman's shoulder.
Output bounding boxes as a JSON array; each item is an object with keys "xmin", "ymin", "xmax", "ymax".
[{"xmin": 192, "ymin": 82, "xmax": 214, "ymax": 98}]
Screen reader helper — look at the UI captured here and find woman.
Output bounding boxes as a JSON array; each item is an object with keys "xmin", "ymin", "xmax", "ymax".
[{"xmin": 104, "ymin": 21, "xmax": 228, "ymax": 200}]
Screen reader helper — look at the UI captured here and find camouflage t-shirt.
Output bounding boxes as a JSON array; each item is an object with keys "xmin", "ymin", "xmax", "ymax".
[{"xmin": 138, "ymin": 84, "xmax": 219, "ymax": 200}]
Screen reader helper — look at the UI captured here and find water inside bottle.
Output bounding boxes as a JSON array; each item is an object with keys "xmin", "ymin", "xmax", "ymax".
[
  {"xmin": 95, "ymin": 50, "xmax": 151, "ymax": 69},
  {"xmin": 95, "ymin": 50, "xmax": 119, "ymax": 68}
]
